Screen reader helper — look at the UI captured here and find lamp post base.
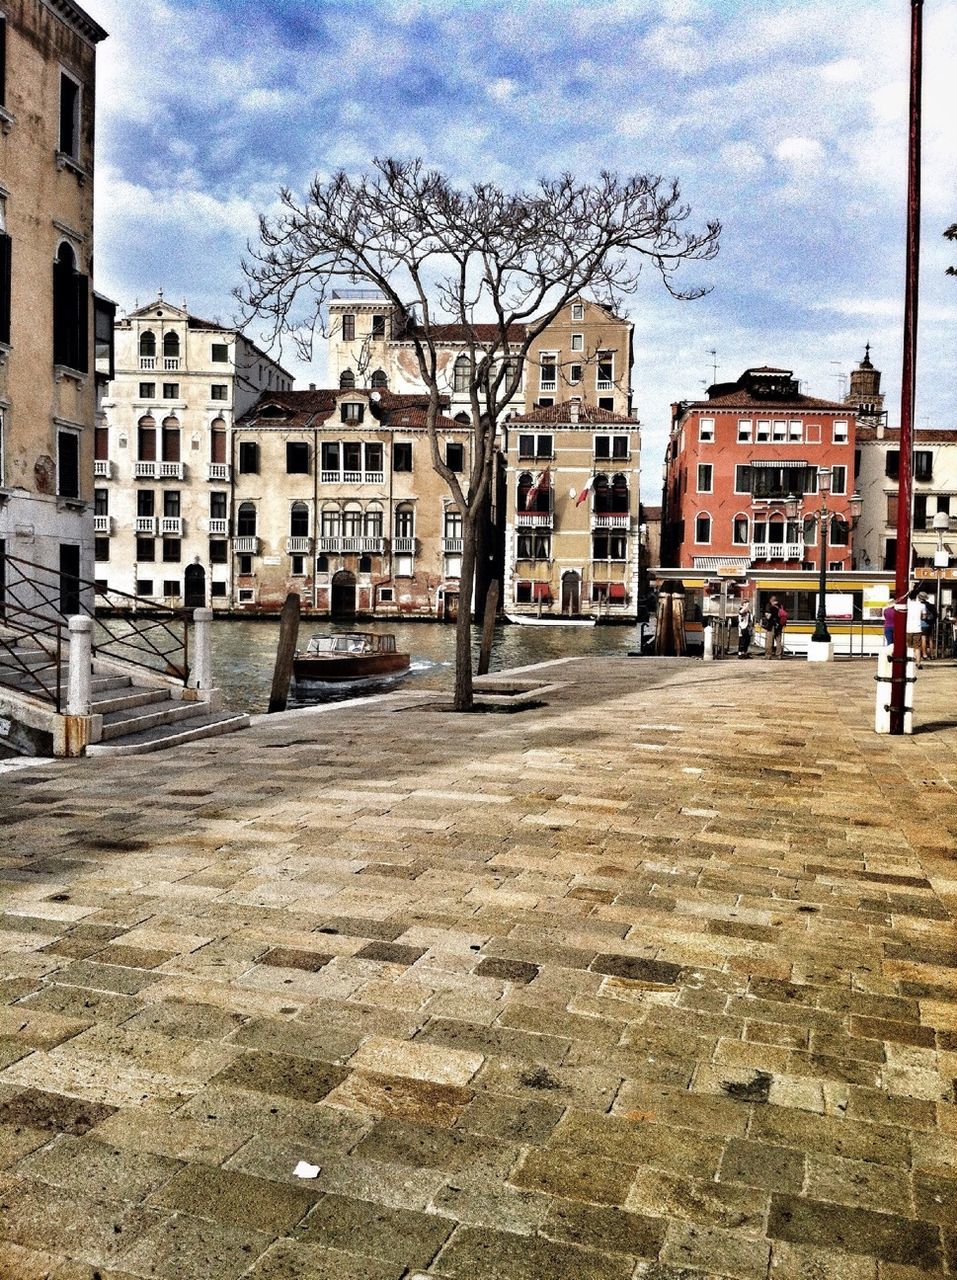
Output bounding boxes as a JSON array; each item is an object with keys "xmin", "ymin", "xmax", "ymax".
[{"xmin": 807, "ymin": 638, "xmax": 834, "ymax": 663}]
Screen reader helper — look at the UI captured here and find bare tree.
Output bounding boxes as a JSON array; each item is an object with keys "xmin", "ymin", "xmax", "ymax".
[{"xmin": 239, "ymin": 159, "xmax": 719, "ymax": 710}]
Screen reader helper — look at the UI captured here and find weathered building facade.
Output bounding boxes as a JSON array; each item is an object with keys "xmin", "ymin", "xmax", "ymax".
[
  {"xmin": 0, "ymin": 0, "xmax": 108, "ymax": 597},
  {"xmin": 97, "ymin": 297, "xmax": 291, "ymax": 605},
  {"xmin": 503, "ymin": 401, "xmax": 641, "ymax": 620},
  {"xmin": 233, "ymin": 388, "xmax": 472, "ymax": 619},
  {"xmin": 662, "ymin": 367, "xmax": 859, "ymax": 573}
]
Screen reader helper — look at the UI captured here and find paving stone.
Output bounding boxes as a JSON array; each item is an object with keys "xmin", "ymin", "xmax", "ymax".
[
  {"xmin": 718, "ymin": 1138, "xmax": 805, "ymax": 1193},
  {"xmin": 509, "ymin": 1146, "xmax": 635, "ymax": 1205},
  {"xmin": 0, "ymin": 1087, "xmax": 117, "ymax": 1136},
  {"xmin": 767, "ymin": 1195, "xmax": 943, "ymax": 1268},
  {"xmin": 115, "ymin": 1211, "xmax": 274, "ymax": 1279},
  {"xmin": 242, "ymin": 1238, "xmax": 406, "ymax": 1279},
  {"xmin": 349, "ymin": 1035, "xmax": 483, "ymax": 1086},
  {"xmin": 432, "ymin": 1224, "xmax": 637, "ymax": 1279},
  {"xmin": 210, "ymin": 1049, "xmax": 346, "ymax": 1104},
  {"xmin": 13, "ymin": 1133, "xmax": 180, "ymax": 1201},
  {"xmin": 296, "ymin": 1192, "xmax": 453, "ymax": 1267},
  {"xmin": 661, "ymin": 1220, "xmax": 772, "ymax": 1280},
  {"xmin": 148, "ymin": 1161, "xmax": 317, "ymax": 1233},
  {"xmin": 540, "ymin": 1198, "xmax": 667, "ymax": 1257},
  {"xmin": 475, "ymin": 957, "xmax": 539, "ymax": 984},
  {"xmin": 258, "ymin": 947, "xmax": 335, "ymax": 972},
  {"xmin": 323, "ymin": 1069, "xmax": 473, "ymax": 1125}
]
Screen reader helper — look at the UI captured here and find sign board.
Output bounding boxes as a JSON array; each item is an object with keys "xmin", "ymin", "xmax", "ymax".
[
  {"xmin": 915, "ymin": 566, "xmax": 957, "ymax": 581},
  {"xmin": 262, "ymin": 556, "xmax": 282, "ymax": 566},
  {"xmin": 717, "ymin": 565, "xmax": 747, "ymax": 578},
  {"xmin": 818, "ymin": 591, "xmax": 854, "ymax": 620},
  {"xmin": 863, "ymin": 585, "xmax": 890, "ymax": 619}
]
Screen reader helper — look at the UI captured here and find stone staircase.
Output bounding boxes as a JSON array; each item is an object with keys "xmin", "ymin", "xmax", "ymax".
[{"xmin": 0, "ymin": 634, "xmax": 249, "ymax": 758}]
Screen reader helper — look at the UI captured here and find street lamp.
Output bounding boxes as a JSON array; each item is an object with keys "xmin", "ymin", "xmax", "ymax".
[{"xmin": 804, "ymin": 469, "xmax": 863, "ymax": 661}]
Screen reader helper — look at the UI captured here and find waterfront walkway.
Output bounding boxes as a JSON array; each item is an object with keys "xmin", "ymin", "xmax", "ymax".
[{"xmin": 1, "ymin": 656, "xmax": 956, "ymax": 1280}]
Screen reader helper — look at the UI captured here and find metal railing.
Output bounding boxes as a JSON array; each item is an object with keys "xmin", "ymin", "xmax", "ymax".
[{"xmin": 0, "ymin": 552, "xmax": 189, "ymax": 710}]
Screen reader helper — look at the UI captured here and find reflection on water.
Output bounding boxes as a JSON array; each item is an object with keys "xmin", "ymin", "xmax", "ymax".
[{"xmin": 209, "ymin": 618, "xmax": 645, "ymax": 713}]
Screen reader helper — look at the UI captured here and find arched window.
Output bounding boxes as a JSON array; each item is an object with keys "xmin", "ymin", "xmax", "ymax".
[
  {"xmin": 320, "ymin": 505, "xmax": 340, "ymax": 537},
  {"xmin": 53, "ymin": 242, "xmax": 88, "ymax": 372},
  {"xmin": 611, "ymin": 472, "xmax": 629, "ymax": 514},
  {"xmin": 359, "ymin": 555, "xmax": 372, "ymax": 573},
  {"xmin": 236, "ymin": 502, "xmax": 257, "ymax": 536},
  {"xmin": 592, "ymin": 473, "xmax": 611, "ymax": 513},
  {"xmin": 452, "ymin": 355, "xmax": 470, "ymax": 393},
  {"xmin": 444, "ymin": 507, "xmax": 463, "ymax": 539},
  {"xmin": 364, "ymin": 504, "xmax": 383, "ymax": 537},
  {"xmin": 161, "ymin": 415, "xmax": 180, "ymax": 462},
  {"xmin": 454, "ymin": 412, "xmax": 470, "ymax": 425},
  {"xmin": 210, "ymin": 417, "xmax": 227, "ymax": 465},
  {"xmin": 339, "ymin": 368, "xmax": 355, "ymax": 389},
  {"xmin": 371, "ymin": 369, "xmax": 388, "ymax": 389},
  {"xmin": 517, "ymin": 471, "xmax": 550, "ymax": 514},
  {"xmin": 139, "ymin": 330, "xmax": 156, "ymax": 358},
  {"xmin": 290, "ymin": 502, "xmax": 309, "ymax": 537},
  {"xmin": 395, "ymin": 503, "xmax": 415, "ymax": 539},
  {"xmin": 342, "ymin": 503, "xmax": 363, "ymax": 537},
  {"xmin": 163, "ymin": 330, "xmax": 180, "ymax": 358},
  {"xmin": 694, "ymin": 511, "xmax": 712, "ymax": 544},
  {"xmin": 137, "ymin": 414, "xmax": 157, "ymax": 461},
  {"xmin": 732, "ymin": 513, "xmax": 749, "ymax": 545}
]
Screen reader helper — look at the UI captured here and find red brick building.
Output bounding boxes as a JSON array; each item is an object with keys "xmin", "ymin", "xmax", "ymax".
[{"xmin": 662, "ymin": 367, "xmax": 858, "ymax": 572}]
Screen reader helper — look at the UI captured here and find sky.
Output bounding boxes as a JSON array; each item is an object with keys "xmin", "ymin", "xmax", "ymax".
[{"xmin": 83, "ymin": 0, "xmax": 957, "ymax": 467}]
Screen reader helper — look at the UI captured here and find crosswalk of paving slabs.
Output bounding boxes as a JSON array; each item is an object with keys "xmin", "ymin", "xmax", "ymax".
[{"xmin": 0, "ymin": 656, "xmax": 955, "ymax": 1278}]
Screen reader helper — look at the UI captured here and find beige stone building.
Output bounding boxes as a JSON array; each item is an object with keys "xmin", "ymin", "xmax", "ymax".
[
  {"xmin": 503, "ymin": 401, "xmax": 641, "ymax": 620},
  {"xmin": 97, "ymin": 296, "xmax": 291, "ymax": 606},
  {"xmin": 0, "ymin": 0, "xmax": 108, "ymax": 601},
  {"xmin": 325, "ymin": 292, "xmax": 632, "ymax": 417},
  {"xmin": 233, "ymin": 387, "xmax": 471, "ymax": 619}
]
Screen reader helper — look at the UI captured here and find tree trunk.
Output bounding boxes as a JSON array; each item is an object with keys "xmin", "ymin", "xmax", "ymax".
[{"xmin": 452, "ymin": 521, "xmax": 478, "ymax": 711}]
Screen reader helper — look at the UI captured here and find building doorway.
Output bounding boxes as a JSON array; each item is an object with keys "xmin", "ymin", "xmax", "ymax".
[
  {"xmin": 561, "ymin": 570, "xmax": 581, "ymax": 615},
  {"xmin": 331, "ymin": 570, "xmax": 357, "ymax": 617},
  {"xmin": 184, "ymin": 563, "xmax": 206, "ymax": 609}
]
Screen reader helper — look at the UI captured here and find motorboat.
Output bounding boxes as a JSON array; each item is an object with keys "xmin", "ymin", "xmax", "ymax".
[
  {"xmin": 293, "ymin": 632, "xmax": 410, "ymax": 683},
  {"xmin": 505, "ymin": 613, "xmax": 597, "ymax": 627}
]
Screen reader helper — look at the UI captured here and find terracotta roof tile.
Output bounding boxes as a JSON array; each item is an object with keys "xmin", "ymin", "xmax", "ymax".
[
  {"xmin": 858, "ymin": 426, "xmax": 957, "ymax": 443},
  {"xmin": 511, "ymin": 400, "xmax": 637, "ymax": 425}
]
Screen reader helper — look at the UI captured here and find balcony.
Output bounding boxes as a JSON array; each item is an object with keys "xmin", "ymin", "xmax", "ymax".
[
  {"xmin": 93, "ymin": 515, "xmax": 112, "ymax": 534},
  {"xmin": 208, "ymin": 518, "xmax": 228, "ymax": 535},
  {"xmin": 286, "ymin": 536, "xmax": 313, "ymax": 554},
  {"xmin": 159, "ymin": 461, "xmax": 185, "ymax": 480},
  {"xmin": 139, "ymin": 357, "xmax": 156, "ymax": 370},
  {"xmin": 515, "ymin": 511, "xmax": 553, "ymax": 529},
  {"xmin": 163, "ymin": 357, "xmax": 180, "ymax": 371},
  {"xmin": 316, "ymin": 536, "xmax": 385, "ymax": 554},
  {"xmin": 591, "ymin": 513, "xmax": 630, "ymax": 530},
  {"xmin": 751, "ymin": 542, "xmax": 804, "ymax": 561},
  {"xmin": 93, "ymin": 459, "xmax": 110, "ymax": 478},
  {"xmin": 343, "ymin": 470, "xmax": 362, "ymax": 483},
  {"xmin": 208, "ymin": 463, "xmax": 230, "ymax": 481},
  {"xmin": 392, "ymin": 536, "xmax": 416, "ymax": 554},
  {"xmin": 443, "ymin": 537, "xmax": 464, "ymax": 554},
  {"xmin": 134, "ymin": 516, "xmax": 157, "ymax": 534},
  {"xmin": 159, "ymin": 517, "xmax": 183, "ymax": 536},
  {"xmin": 234, "ymin": 536, "xmax": 260, "ymax": 554},
  {"xmin": 134, "ymin": 460, "xmax": 158, "ymax": 479}
]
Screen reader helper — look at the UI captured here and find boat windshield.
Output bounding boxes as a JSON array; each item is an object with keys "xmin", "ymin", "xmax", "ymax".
[{"xmin": 305, "ymin": 633, "xmax": 378, "ymax": 655}]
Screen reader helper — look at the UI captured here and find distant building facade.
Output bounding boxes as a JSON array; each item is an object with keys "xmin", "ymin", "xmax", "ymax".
[
  {"xmin": 0, "ymin": 0, "xmax": 109, "ymax": 598},
  {"xmin": 233, "ymin": 387, "xmax": 472, "ymax": 619},
  {"xmin": 503, "ymin": 401, "xmax": 641, "ymax": 620},
  {"xmin": 98, "ymin": 297, "xmax": 292, "ymax": 605},
  {"xmin": 325, "ymin": 292, "xmax": 633, "ymax": 418},
  {"xmin": 662, "ymin": 367, "xmax": 859, "ymax": 573}
]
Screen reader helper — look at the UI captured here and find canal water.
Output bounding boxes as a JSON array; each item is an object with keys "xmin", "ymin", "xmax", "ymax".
[{"xmin": 210, "ymin": 618, "xmax": 647, "ymax": 713}]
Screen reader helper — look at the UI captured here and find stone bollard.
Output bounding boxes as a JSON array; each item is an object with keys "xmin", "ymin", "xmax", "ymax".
[
  {"xmin": 703, "ymin": 622, "xmax": 714, "ymax": 662},
  {"xmin": 874, "ymin": 645, "xmax": 915, "ymax": 734},
  {"xmin": 67, "ymin": 616, "xmax": 93, "ymax": 717},
  {"xmin": 191, "ymin": 608, "xmax": 214, "ymax": 692}
]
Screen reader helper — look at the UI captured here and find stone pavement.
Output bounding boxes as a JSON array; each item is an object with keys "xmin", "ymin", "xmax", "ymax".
[{"xmin": 0, "ymin": 655, "xmax": 955, "ymax": 1280}]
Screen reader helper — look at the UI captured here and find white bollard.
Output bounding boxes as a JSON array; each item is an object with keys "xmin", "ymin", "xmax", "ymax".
[
  {"xmin": 874, "ymin": 645, "xmax": 915, "ymax": 734},
  {"xmin": 191, "ymin": 608, "xmax": 214, "ymax": 691},
  {"xmin": 703, "ymin": 622, "xmax": 714, "ymax": 661},
  {"xmin": 66, "ymin": 616, "xmax": 93, "ymax": 716}
]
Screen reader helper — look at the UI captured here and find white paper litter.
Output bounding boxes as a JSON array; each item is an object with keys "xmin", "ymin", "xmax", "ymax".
[{"xmin": 293, "ymin": 1161, "xmax": 321, "ymax": 1179}]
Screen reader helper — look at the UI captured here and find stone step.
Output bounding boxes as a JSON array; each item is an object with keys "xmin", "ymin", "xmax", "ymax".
[
  {"xmin": 99, "ymin": 697, "xmax": 203, "ymax": 741},
  {"xmin": 90, "ymin": 684, "xmax": 168, "ymax": 714},
  {"xmin": 85, "ymin": 710, "xmax": 250, "ymax": 756}
]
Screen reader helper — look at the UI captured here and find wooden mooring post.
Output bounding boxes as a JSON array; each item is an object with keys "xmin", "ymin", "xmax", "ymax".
[
  {"xmin": 267, "ymin": 593, "xmax": 301, "ymax": 714},
  {"xmin": 477, "ymin": 580, "xmax": 500, "ymax": 676}
]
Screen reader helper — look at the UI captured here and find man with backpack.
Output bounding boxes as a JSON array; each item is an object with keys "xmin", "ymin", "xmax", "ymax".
[{"xmin": 762, "ymin": 595, "xmax": 788, "ymax": 658}]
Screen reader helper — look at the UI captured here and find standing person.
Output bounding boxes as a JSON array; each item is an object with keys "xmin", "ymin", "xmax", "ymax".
[
  {"xmin": 762, "ymin": 595, "xmax": 786, "ymax": 659},
  {"xmin": 920, "ymin": 593, "xmax": 937, "ymax": 661},
  {"xmin": 737, "ymin": 602, "xmax": 754, "ymax": 658},
  {"xmin": 883, "ymin": 600, "xmax": 896, "ymax": 647},
  {"xmin": 905, "ymin": 587, "xmax": 924, "ymax": 667}
]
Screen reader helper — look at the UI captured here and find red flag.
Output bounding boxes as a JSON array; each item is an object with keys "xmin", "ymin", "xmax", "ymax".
[
  {"xmin": 576, "ymin": 474, "xmax": 596, "ymax": 506},
  {"xmin": 525, "ymin": 467, "xmax": 551, "ymax": 509}
]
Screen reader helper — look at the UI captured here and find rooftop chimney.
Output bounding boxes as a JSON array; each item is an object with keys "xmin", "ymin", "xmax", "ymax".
[{"xmin": 309, "ymin": 383, "xmax": 316, "ymax": 391}]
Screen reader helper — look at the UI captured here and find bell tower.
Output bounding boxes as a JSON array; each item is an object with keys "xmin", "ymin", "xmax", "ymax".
[{"xmin": 845, "ymin": 343, "xmax": 887, "ymax": 429}]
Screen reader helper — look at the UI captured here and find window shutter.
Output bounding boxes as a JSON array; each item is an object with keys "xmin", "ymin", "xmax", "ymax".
[
  {"xmin": 0, "ymin": 233, "xmax": 11, "ymax": 346},
  {"xmin": 74, "ymin": 272, "xmax": 89, "ymax": 372}
]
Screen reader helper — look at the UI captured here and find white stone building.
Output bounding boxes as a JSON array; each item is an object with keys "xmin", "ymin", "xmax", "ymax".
[{"xmin": 97, "ymin": 297, "xmax": 291, "ymax": 607}]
